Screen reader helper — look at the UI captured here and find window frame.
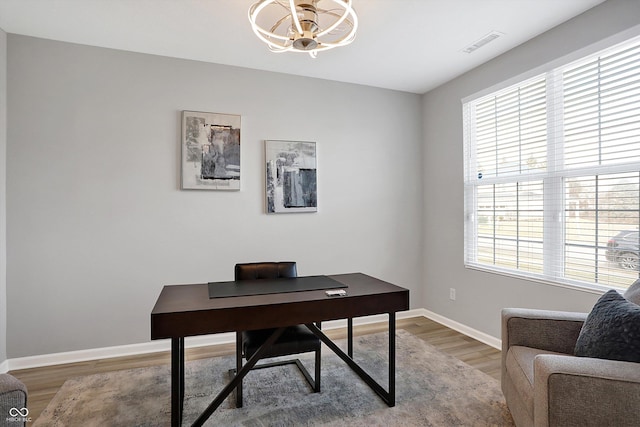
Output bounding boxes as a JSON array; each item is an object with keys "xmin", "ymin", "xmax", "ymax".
[{"xmin": 463, "ymin": 31, "xmax": 640, "ymax": 293}]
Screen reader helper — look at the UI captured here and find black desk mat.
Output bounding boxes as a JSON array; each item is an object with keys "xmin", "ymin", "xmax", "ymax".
[{"xmin": 208, "ymin": 275, "xmax": 347, "ymax": 299}]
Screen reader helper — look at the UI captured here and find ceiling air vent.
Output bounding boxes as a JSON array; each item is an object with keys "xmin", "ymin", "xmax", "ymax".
[{"xmin": 462, "ymin": 31, "xmax": 503, "ymax": 53}]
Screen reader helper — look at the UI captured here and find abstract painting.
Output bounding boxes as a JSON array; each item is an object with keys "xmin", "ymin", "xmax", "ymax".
[
  {"xmin": 181, "ymin": 111, "xmax": 241, "ymax": 190},
  {"xmin": 265, "ymin": 140, "xmax": 317, "ymax": 213}
]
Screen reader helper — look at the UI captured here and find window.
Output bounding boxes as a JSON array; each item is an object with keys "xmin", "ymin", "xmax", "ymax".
[{"xmin": 464, "ymin": 36, "xmax": 640, "ymax": 291}]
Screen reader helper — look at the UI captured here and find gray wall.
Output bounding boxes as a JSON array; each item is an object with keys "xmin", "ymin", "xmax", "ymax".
[
  {"xmin": 6, "ymin": 36, "xmax": 423, "ymax": 358},
  {"xmin": 0, "ymin": 27, "xmax": 6, "ymax": 364},
  {"xmin": 422, "ymin": 0, "xmax": 640, "ymax": 338}
]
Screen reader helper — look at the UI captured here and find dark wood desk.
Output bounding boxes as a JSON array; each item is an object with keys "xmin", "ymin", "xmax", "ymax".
[{"xmin": 151, "ymin": 273, "xmax": 410, "ymax": 426}]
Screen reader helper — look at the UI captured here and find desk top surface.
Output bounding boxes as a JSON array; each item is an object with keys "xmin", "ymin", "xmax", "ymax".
[
  {"xmin": 151, "ymin": 273, "xmax": 409, "ymax": 339},
  {"xmin": 152, "ymin": 273, "xmax": 406, "ymax": 314}
]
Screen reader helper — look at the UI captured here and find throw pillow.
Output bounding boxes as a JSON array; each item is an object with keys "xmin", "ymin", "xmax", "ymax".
[
  {"xmin": 574, "ymin": 290, "xmax": 640, "ymax": 363},
  {"xmin": 624, "ymin": 279, "xmax": 640, "ymax": 305}
]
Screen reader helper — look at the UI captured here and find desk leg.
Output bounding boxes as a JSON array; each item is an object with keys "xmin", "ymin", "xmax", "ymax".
[
  {"xmin": 171, "ymin": 337, "xmax": 184, "ymax": 427},
  {"xmin": 306, "ymin": 314, "xmax": 397, "ymax": 407},
  {"xmin": 347, "ymin": 318, "xmax": 353, "ymax": 358},
  {"xmin": 389, "ymin": 312, "xmax": 396, "ymax": 406},
  {"xmin": 235, "ymin": 331, "xmax": 243, "ymax": 408},
  {"xmin": 192, "ymin": 327, "xmax": 286, "ymax": 427}
]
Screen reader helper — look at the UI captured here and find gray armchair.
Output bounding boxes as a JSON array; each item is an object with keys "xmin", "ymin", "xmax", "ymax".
[
  {"xmin": 0, "ymin": 373, "xmax": 28, "ymax": 427},
  {"xmin": 501, "ymin": 284, "xmax": 640, "ymax": 427}
]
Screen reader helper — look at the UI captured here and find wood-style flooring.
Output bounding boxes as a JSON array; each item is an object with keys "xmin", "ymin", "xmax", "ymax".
[{"xmin": 9, "ymin": 316, "xmax": 502, "ymax": 423}]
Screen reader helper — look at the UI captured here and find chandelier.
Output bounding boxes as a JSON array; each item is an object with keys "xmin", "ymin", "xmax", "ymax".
[{"xmin": 248, "ymin": 0, "xmax": 358, "ymax": 58}]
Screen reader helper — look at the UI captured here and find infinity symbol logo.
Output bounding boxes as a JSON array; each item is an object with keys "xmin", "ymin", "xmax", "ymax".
[{"xmin": 9, "ymin": 407, "xmax": 29, "ymax": 417}]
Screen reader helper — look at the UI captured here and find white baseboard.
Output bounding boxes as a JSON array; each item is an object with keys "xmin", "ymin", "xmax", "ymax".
[
  {"xmin": 2, "ymin": 308, "xmax": 501, "ymax": 372},
  {"xmin": 419, "ymin": 308, "xmax": 502, "ymax": 350}
]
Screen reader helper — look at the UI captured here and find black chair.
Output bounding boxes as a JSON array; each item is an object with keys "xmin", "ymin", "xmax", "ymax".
[{"xmin": 231, "ymin": 262, "xmax": 321, "ymax": 407}]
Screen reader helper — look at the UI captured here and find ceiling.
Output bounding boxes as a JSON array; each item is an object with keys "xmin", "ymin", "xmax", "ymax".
[{"xmin": 0, "ymin": 0, "xmax": 606, "ymax": 94}]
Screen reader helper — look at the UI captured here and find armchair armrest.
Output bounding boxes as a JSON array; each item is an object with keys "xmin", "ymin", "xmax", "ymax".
[
  {"xmin": 0, "ymin": 373, "xmax": 27, "ymax": 419},
  {"xmin": 501, "ymin": 308, "xmax": 587, "ymax": 389},
  {"xmin": 501, "ymin": 308, "xmax": 587, "ymax": 355},
  {"xmin": 534, "ymin": 354, "xmax": 640, "ymax": 427}
]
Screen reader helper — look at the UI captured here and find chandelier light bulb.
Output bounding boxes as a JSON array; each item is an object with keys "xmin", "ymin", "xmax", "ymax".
[{"xmin": 248, "ymin": 0, "xmax": 358, "ymax": 58}]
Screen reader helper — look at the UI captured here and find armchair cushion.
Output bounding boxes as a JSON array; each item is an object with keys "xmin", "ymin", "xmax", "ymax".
[{"xmin": 574, "ymin": 290, "xmax": 640, "ymax": 363}]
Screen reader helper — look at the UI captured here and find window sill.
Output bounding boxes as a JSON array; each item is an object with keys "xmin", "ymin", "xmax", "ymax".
[{"xmin": 464, "ymin": 263, "xmax": 613, "ymax": 296}]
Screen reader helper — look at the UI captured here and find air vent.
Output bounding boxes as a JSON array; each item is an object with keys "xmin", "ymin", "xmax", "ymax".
[{"xmin": 462, "ymin": 31, "xmax": 503, "ymax": 53}]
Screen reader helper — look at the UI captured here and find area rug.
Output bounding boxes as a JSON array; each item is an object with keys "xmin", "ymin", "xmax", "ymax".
[{"xmin": 35, "ymin": 330, "xmax": 513, "ymax": 426}]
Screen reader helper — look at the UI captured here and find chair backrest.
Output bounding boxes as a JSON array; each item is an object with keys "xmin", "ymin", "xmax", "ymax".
[{"xmin": 234, "ymin": 262, "xmax": 297, "ymax": 281}]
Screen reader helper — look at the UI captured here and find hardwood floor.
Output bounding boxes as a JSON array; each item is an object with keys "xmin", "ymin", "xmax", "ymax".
[{"xmin": 9, "ymin": 316, "xmax": 502, "ymax": 423}]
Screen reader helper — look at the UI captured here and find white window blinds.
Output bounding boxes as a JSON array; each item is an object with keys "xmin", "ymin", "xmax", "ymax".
[
  {"xmin": 563, "ymin": 42, "xmax": 640, "ymax": 169},
  {"xmin": 474, "ymin": 76, "xmax": 547, "ymax": 179},
  {"xmin": 464, "ymin": 35, "xmax": 640, "ymax": 291}
]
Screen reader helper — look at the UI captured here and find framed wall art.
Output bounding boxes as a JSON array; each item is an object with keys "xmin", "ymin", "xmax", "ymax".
[
  {"xmin": 181, "ymin": 111, "xmax": 241, "ymax": 190},
  {"xmin": 265, "ymin": 140, "xmax": 317, "ymax": 213}
]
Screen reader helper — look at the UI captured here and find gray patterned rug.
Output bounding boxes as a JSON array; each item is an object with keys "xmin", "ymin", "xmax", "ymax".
[{"xmin": 35, "ymin": 330, "xmax": 513, "ymax": 426}]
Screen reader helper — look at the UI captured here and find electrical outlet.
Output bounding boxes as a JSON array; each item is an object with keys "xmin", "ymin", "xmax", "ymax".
[{"xmin": 449, "ymin": 288, "xmax": 456, "ymax": 300}]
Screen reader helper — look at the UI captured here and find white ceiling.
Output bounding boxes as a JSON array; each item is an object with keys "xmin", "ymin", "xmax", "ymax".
[{"xmin": 0, "ymin": 0, "xmax": 606, "ymax": 94}]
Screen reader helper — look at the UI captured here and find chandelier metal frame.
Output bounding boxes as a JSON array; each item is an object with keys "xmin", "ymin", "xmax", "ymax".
[{"xmin": 248, "ymin": 0, "xmax": 358, "ymax": 58}]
